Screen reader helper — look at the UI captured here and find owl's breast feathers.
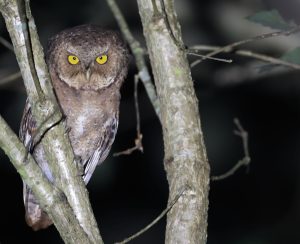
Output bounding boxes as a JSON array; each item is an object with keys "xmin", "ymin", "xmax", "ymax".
[{"xmin": 52, "ymin": 71, "xmax": 121, "ymax": 167}]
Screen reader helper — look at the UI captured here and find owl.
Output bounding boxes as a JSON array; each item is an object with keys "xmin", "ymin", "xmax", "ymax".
[{"xmin": 19, "ymin": 24, "xmax": 129, "ymax": 230}]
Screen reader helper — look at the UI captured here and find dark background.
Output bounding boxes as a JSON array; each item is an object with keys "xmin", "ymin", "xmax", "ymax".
[{"xmin": 1, "ymin": 0, "xmax": 300, "ymax": 243}]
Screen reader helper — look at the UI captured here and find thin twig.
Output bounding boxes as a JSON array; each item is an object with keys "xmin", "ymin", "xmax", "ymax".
[
  {"xmin": 191, "ymin": 26, "xmax": 300, "ymax": 68},
  {"xmin": 134, "ymin": 75, "xmax": 142, "ymax": 138},
  {"xmin": 115, "ymin": 187, "xmax": 187, "ymax": 244},
  {"xmin": 114, "ymin": 75, "xmax": 143, "ymax": 157},
  {"xmin": 189, "ymin": 45, "xmax": 300, "ymax": 70},
  {"xmin": 156, "ymin": 1, "xmax": 232, "ymax": 61},
  {"xmin": 113, "ymin": 133, "xmax": 143, "ymax": 157},
  {"xmin": 0, "ymin": 36, "xmax": 14, "ymax": 51},
  {"xmin": 106, "ymin": 0, "xmax": 161, "ymax": 120},
  {"xmin": 0, "ymin": 71, "xmax": 22, "ymax": 86},
  {"xmin": 187, "ymin": 51, "xmax": 232, "ymax": 63},
  {"xmin": 211, "ymin": 118, "xmax": 250, "ymax": 181}
]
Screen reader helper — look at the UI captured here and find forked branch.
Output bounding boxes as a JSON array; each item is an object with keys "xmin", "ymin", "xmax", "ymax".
[
  {"xmin": 212, "ymin": 118, "xmax": 250, "ymax": 181},
  {"xmin": 0, "ymin": 0, "xmax": 102, "ymax": 242}
]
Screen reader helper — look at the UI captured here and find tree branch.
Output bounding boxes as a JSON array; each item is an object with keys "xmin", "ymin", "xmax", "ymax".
[
  {"xmin": 115, "ymin": 186, "xmax": 187, "ymax": 244},
  {"xmin": 0, "ymin": 0, "xmax": 102, "ymax": 242},
  {"xmin": 105, "ymin": 0, "xmax": 161, "ymax": 120},
  {"xmin": 189, "ymin": 45, "xmax": 300, "ymax": 70},
  {"xmin": 187, "ymin": 51, "xmax": 233, "ymax": 63},
  {"xmin": 113, "ymin": 74, "xmax": 143, "ymax": 157},
  {"xmin": 211, "ymin": 118, "xmax": 250, "ymax": 181},
  {"xmin": 136, "ymin": 0, "xmax": 210, "ymax": 243},
  {"xmin": 0, "ymin": 115, "xmax": 92, "ymax": 244},
  {"xmin": 0, "ymin": 36, "xmax": 14, "ymax": 51},
  {"xmin": 191, "ymin": 26, "xmax": 300, "ymax": 68},
  {"xmin": 0, "ymin": 71, "xmax": 22, "ymax": 86},
  {"xmin": 0, "ymin": 0, "xmax": 44, "ymax": 101}
]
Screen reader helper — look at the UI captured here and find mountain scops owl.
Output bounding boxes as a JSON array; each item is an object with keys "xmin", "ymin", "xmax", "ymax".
[{"xmin": 19, "ymin": 24, "xmax": 129, "ymax": 230}]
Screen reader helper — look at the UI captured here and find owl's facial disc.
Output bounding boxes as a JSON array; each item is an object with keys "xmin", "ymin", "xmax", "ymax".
[
  {"xmin": 58, "ymin": 50, "xmax": 116, "ymax": 90},
  {"xmin": 54, "ymin": 36, "xmax": 125, "ymax": 91}
]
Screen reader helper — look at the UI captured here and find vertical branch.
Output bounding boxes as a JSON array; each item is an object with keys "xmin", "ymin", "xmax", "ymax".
[
  {"xmin": 106, "ymin": 0, "xmax": 161, "ymax": 119},
  {"xmin": 0, "ymin": 0, "xmax": 102, "ymax": 243},
  {"xmin": 24, "ymin": 0, "xmax": 56, "ymax": 99},
  {"xmin": 134, "ymin": 75, "xmax": 142, "ymax": 140},
  {"xmin": 113, "ymin": 75, "xmax": 143, "ymax": 156},
  {"xmin": 136, "ymin": 0, "xmax": 210, "ymax": 243},
  {"xmin": 0, "ymin": 0, "xmax": 44, "ymax": 102}
]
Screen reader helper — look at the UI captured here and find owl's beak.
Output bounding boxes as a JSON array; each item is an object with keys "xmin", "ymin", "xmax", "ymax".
[{"xmin": 85, "ymin": 68, "xmax": 91, "ymax": 81}]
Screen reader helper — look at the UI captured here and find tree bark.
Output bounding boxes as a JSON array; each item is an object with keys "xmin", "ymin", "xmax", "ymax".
[
  {"xmin": 0, "ymin": 0, "xmax": 102, "ymax": 243},
  {"xmin": 136, "ymin": 0, "xmax": 210, "ymax": 243},
  {"xmin": 0, "ymin": 116, "xmax": 91, "ymax": 244}
]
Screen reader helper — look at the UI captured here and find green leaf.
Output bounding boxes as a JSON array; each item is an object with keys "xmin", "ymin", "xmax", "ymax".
[
  {"xmin": 258, "ymin": 47, "xmax": 300, "ymax": 73},
  {"xmin": 280, "ymin": 47, "xmax": 300, "ymax": 64},
  {"xmin": 246, "ymin": 9, "xmax": 294, "ymax": 31}
]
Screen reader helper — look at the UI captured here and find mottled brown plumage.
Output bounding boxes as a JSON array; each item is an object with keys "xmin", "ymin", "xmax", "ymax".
[{"xmin": 19, "ymin": 24, "xmax": 129, "ymax": 230}]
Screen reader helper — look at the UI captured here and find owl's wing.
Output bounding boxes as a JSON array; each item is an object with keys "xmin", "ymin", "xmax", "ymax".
[
  {"xmin": 83, "ymin": 116, "xmax": 118, "ymax": 184},
  {"xmin": 19, "ymin": 99, "xmax": 36, "ymax": 150},
  {"xmin": 19, "ymin": 99, "xmax": 53, "ymax": 230}
]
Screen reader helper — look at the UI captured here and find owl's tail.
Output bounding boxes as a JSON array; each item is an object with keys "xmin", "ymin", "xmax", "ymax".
[{"xmin": 23, "ymin": 182, "xmax": 53, "ymax": 231}]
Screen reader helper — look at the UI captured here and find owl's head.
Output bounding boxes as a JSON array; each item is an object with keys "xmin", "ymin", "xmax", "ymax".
[{"xmin": 46, "ymin": 24, "xmax": 129, "ymax": 91}]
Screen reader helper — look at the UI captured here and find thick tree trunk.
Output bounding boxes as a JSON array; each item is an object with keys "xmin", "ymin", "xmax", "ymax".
[{"xmin": 137, "ymin": 1, "xmax": 210, "ymax": 243}]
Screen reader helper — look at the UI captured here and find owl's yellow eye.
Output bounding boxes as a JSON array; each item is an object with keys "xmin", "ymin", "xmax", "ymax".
[
  {"xmin": 96, "ymin": 55, "xmax": 108, "ymax": 65},
  {"xmin": 68, "ymin": 55, "xmax": 79, "ymax": 65}
]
